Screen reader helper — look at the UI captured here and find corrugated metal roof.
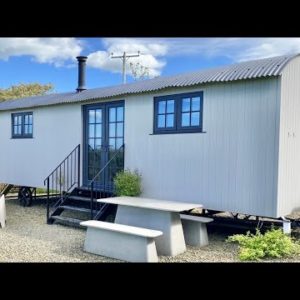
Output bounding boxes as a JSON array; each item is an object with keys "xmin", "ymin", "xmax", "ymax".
[{"xmin": 0, "ymin": 54, "xmax": 297, "ymax": 112}]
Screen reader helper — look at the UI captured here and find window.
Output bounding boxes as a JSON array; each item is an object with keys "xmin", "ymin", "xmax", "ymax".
[
  {"xmin": 154, "ymin": 92, "xmax": 203, "ymax": 134},
  {"xmin": 12, "ymin": 112, "xmax": 33, "ymax": 138}
]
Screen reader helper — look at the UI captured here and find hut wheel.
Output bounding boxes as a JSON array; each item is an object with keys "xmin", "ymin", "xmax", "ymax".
[{"xmin": 18, "ymin": 187, "xmax": 33, "ymax": 207}]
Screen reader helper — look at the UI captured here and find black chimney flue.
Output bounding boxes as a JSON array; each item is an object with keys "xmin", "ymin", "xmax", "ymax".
[{"xmin": 76, "ymin": 56, "xmax": 87, "ymax": 92}]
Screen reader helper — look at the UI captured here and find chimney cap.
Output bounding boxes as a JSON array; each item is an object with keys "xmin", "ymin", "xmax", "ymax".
[{"xmin": 76, "ymin": 56, "xmax": 88, "ymax": 61}]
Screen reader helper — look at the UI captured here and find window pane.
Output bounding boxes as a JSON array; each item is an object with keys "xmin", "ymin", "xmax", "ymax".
[
  {"xmin": 13, "ymin": 126, "xmax": 18, "ymax": 135},
  {"xmin": 28, "ymin": 125, "xmax": 33, "ymax": 134},
  {"xmin": 117, "ymin": 123, "xmax": 123, "ymax": 137},
  {"xmin": 89, "ymin": 110, "xmax": 95, "ymax": 123},
  {"xmin": 158, "ymin": 101, "xmax": 166, "ymax": 114},
  {"xmin": 18, "ymin": 116, "xmax": 22, "ymax": 125},
  {"xmin": 116, "ymin": 138, "xmax": 123, "ymax": 149},
  {"xmin": 192, "ymin": 97, "xmax": 200, "ymax": 111},
  {"xmin": 117, "ymin": 107, "xmax": 124, "ymax": 122},
  {"xmin": 166, "ymin": 100, "xmax": 174, "ymax": 113},
  {"xmin": 158, "ymin": 115, "xmax": 165, "ymax": 128},
  {"xmin": 88, "ymin": 138, "xmax": 94, "ymax": 150},
  {"xmin": 109, "ymin": 123, "xmax": 116, "ymax": 137},
  {"xmin": 89, "ymin": 124, "xmax": 95, "ymax": 138},
  {"xmin": 95, "ymin": 109, "xmax": 102, "ymax": 123},
  {"xmin": 14, "ymin": 116, "xmax": 18, "ymax": 125},
  {"xmin": 166, "ymin": 114, "xmax": 174, "ymax": 128},
  {"xmin": 191, "ymin": 112, "xmax": 200, "ymax": 126},
  {"xmin": 95, "ymin": 124, "xmax": 102, "ymax": 138},
  {"xmin": 109, "ymin": 108, "xmax": 116, "ymax": 122},
  {"xmin": 18, "ymin": 126, "xmax": 22, "ymax": 135},
  {"xmin": 24, "ymin": 115, "xmax": 28, "ymax": 124},
  {"xmin": 24, "ymin": 125, "xmax": 28, "ymax": 134},
  {"xmin": 95, "ymin": 138, "xmax": 102, "ymax": 150},
  {"xmin": 28, "ymin": 114, "xmax": 33, "ymax": 125},
  {"xmin": 88, "ymin": 167, "xmax": 94, "ymax": 180},
  {"xmin": 181, "ymin": 113, "xmax": 190, "ymax": 127},
  {"xmin": 182, "ymin": 98, "xmax": 190, "ymax": 112},
  {"xmin": 109, "ymin": 138, "xmax": 116, "ymax": 149}
]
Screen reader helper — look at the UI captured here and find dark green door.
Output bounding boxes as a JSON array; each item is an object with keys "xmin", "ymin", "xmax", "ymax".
[{"xmin": 83, "ymin": 101, "xmax": 124, "ymax": 190}]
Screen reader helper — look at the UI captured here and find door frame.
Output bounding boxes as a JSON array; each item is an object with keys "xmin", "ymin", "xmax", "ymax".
[{"xmin": 82, "ymin": 100, "xmax": 125, "ymax": 188}]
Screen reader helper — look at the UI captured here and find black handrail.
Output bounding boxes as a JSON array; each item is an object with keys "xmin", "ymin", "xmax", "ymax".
[
  {"xmin": 44, "ymin": 144, "xmax": 80, "ymax": 223},
  {"xmin": 90, "ymin": 144, "xmax": 125, "ymax": 219}
]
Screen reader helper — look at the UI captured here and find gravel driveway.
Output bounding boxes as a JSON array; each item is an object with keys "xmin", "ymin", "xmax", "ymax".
[{"xmin": 0, "ymin": 198, "xmax": 299, "ymax": 262}]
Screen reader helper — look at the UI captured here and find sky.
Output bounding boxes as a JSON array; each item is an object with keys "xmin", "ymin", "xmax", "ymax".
[{"xmin": 1, "ymin": 37, "xmax": 300, "ymax": 93}]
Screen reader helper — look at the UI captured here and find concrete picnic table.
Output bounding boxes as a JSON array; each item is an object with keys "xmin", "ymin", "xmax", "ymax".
[{"xmin": 97, "ymin": 196, "xmax": 202, "ymax": 256}]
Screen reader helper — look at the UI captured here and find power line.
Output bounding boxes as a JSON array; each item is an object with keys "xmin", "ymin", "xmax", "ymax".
[{"xmin": 110, "ymin": 51, "xmax": 140, "ymax": 84}]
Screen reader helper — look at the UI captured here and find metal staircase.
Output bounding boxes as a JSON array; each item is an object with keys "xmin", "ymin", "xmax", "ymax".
[{"xmin": 44, "ymin": 144, "xmax": 124, "ymax": 227}]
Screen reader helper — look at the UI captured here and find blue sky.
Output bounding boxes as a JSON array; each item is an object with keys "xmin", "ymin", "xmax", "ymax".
[{"xmin": 0, "ymin": 38, "xmax": 300, "ymax": 93}]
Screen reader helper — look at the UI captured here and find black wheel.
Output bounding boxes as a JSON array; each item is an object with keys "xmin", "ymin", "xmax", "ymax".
[{"xmin": 18, "ymin": 187, "xmax": 33, "ymax": 207}]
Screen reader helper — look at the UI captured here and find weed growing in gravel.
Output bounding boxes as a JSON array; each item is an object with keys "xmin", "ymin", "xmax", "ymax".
[{"xmin": 227, "ymin": 227, "xmax": 300, "ymax": 261}]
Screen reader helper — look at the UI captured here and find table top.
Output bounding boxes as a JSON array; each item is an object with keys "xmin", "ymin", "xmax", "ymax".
[{"xmin": 97, "ymin": 196, "xmax": 202, "ymax": 212}]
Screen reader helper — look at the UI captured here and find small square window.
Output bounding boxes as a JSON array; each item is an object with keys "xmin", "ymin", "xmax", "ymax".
[
  {"xmin": 154, "ymin": 92, "xmax": 203, "ymax": 134},
  {"xmin": 12, "ymin": 112, "xmax": 33, "ymax": 138}
]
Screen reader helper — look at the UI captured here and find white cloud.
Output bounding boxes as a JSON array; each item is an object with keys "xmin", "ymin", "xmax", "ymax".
[
  {"xmin": 151, "ymin": 38, "xmax": 300, "ymax": 62},
  {"xmin": 0, "ymin": 38, "xmax": 83, "ymax": 66},
  {"xmin": 87, "ymin": 38, "xmax": 167, "ymax": 78}
]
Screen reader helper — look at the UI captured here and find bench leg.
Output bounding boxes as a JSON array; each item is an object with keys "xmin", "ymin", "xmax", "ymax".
[
  {"xmin": 83, "ymin": 227, "xmax": 159, "ymax": 262},
  {"xmin": 115, "ymin": 206, "xmax": 186, "ymax": 256},
  {"xmin": 181, "ymin": 220, "xmax": 209, "ymax": 247}
]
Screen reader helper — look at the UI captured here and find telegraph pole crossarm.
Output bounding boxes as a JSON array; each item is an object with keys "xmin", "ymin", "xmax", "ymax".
[{"xmin": 110, "ymin": 51, "xmax": 141, "ymax": 84}]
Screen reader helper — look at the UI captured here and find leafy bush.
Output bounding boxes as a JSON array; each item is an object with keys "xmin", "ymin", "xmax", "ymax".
[
  {"xmin": 227, "ymin": 227, "xmax": 300, "ymax": 261},
  {"xmin": 114, "ymin": 169, "xmax": 142, "ymax": 196}
]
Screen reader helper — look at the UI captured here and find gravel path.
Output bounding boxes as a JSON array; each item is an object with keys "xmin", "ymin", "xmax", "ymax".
[{"xmin": 0, "ymin": 198, "xmax": 299, "ymax": 262}]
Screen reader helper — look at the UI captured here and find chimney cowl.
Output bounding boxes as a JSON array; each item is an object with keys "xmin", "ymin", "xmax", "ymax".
[{"xmin": 76, "ymin": 56, "xmax": 88, "ymax": 92}]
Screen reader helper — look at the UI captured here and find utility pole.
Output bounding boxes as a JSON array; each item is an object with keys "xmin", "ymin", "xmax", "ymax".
[{"xmin": 110, "ymin": 51, "xmax": 140, "ymax": 84}]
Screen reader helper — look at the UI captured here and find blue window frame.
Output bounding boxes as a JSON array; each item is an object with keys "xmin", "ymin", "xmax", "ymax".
[
  {"xmin": 12, "ymin": 112, "xmax": 33, "ymax": 138},
  {"xmin": 154, "ymin": 91, "xmax": 203, "ymax": 134}
]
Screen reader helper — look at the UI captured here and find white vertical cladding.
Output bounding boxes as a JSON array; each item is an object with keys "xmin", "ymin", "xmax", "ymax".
[
  {"xmin": 125, "ymin": 78, "xmax": 280, "ymax": 217},
  {"xmin": 277, "ymin": 56, "xmax": 300, "ymax": 217},
  {"xmin": 0, "ymin": 103, "xmax": 82, "ymax": 188}
]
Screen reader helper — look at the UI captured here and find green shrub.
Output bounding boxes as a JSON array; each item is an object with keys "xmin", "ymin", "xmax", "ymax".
[
  {"xmin": 227, "ymin": 227, "xmax": 300, "ymax": 261},
  {"xmin": 114, "ymin": 169, "xmax": 142, "ymax": 196}
]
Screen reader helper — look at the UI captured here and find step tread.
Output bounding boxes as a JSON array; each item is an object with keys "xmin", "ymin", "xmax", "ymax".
[
  {"xmin": 60, "ymin": 205, "xmax": 97, "ymax": 214},
  {"xmin": 51, "ymin": 215, "xmax": 83, "ymax": 226},
  {"xmin": 69, "ymin": 195, "xmax": 92, "ymax": 202}
]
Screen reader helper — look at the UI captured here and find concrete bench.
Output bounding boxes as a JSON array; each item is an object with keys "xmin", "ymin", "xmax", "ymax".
[
  {"xmin": 80, "ymin": 220, "xmax": 163, "ymax": 262},
  {"xmin": 180, "ymin": 214, "xmax": 213, "ymax": 247}
]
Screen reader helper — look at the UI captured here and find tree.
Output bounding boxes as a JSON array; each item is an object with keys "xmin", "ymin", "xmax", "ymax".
[
  {"xmin": 0, "ymin": 83, "xmax": 54, "ymax": 102},
  {"xmin": 129, "ymin": 62, "xmax": 150, "ymax": 81}
]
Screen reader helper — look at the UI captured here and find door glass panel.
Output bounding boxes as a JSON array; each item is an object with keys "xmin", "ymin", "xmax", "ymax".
[
  {"xmin": 109, "ymin": 138, "xmax": 115, "ymax": 149},
  {"xmin": 95, "ymin": 109, "xmax": 102, "ymax": 123},
  {"xmin": 109, "ymin": 108, "xmax": 116, "ymax": 122},
  {"xmin": 89, "ymin": 110, "xmax": 95, "ymax": 123},
  {"xmin": 116, "ymin": 138, "xmax": 123, "ymax": 149},
  {"xmin": 95, "ymin": 124, "xmax": 102, "ymax": 138},
  {"xmin": 117, "ymin": 107, "xmax": 124, "ymax": 121},
  {"xmin": 95, "ymin": 138, "xmax": 102, "ymax": 149},
  {"xmin": 109, "ymin": 123, "xmax": 116, "ymax": 137},
  {"xmin": 89, "ymin": 124, "xmax": 95, "ymax": 138},
  {"xmin": 116, "ymin": 123, "xmax": 123, "ymax": 137}
]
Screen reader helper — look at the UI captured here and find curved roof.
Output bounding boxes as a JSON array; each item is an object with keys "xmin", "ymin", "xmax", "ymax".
[{"xmin": 0, "ymin": 53, "xmax": 298, "ymax": 111}]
